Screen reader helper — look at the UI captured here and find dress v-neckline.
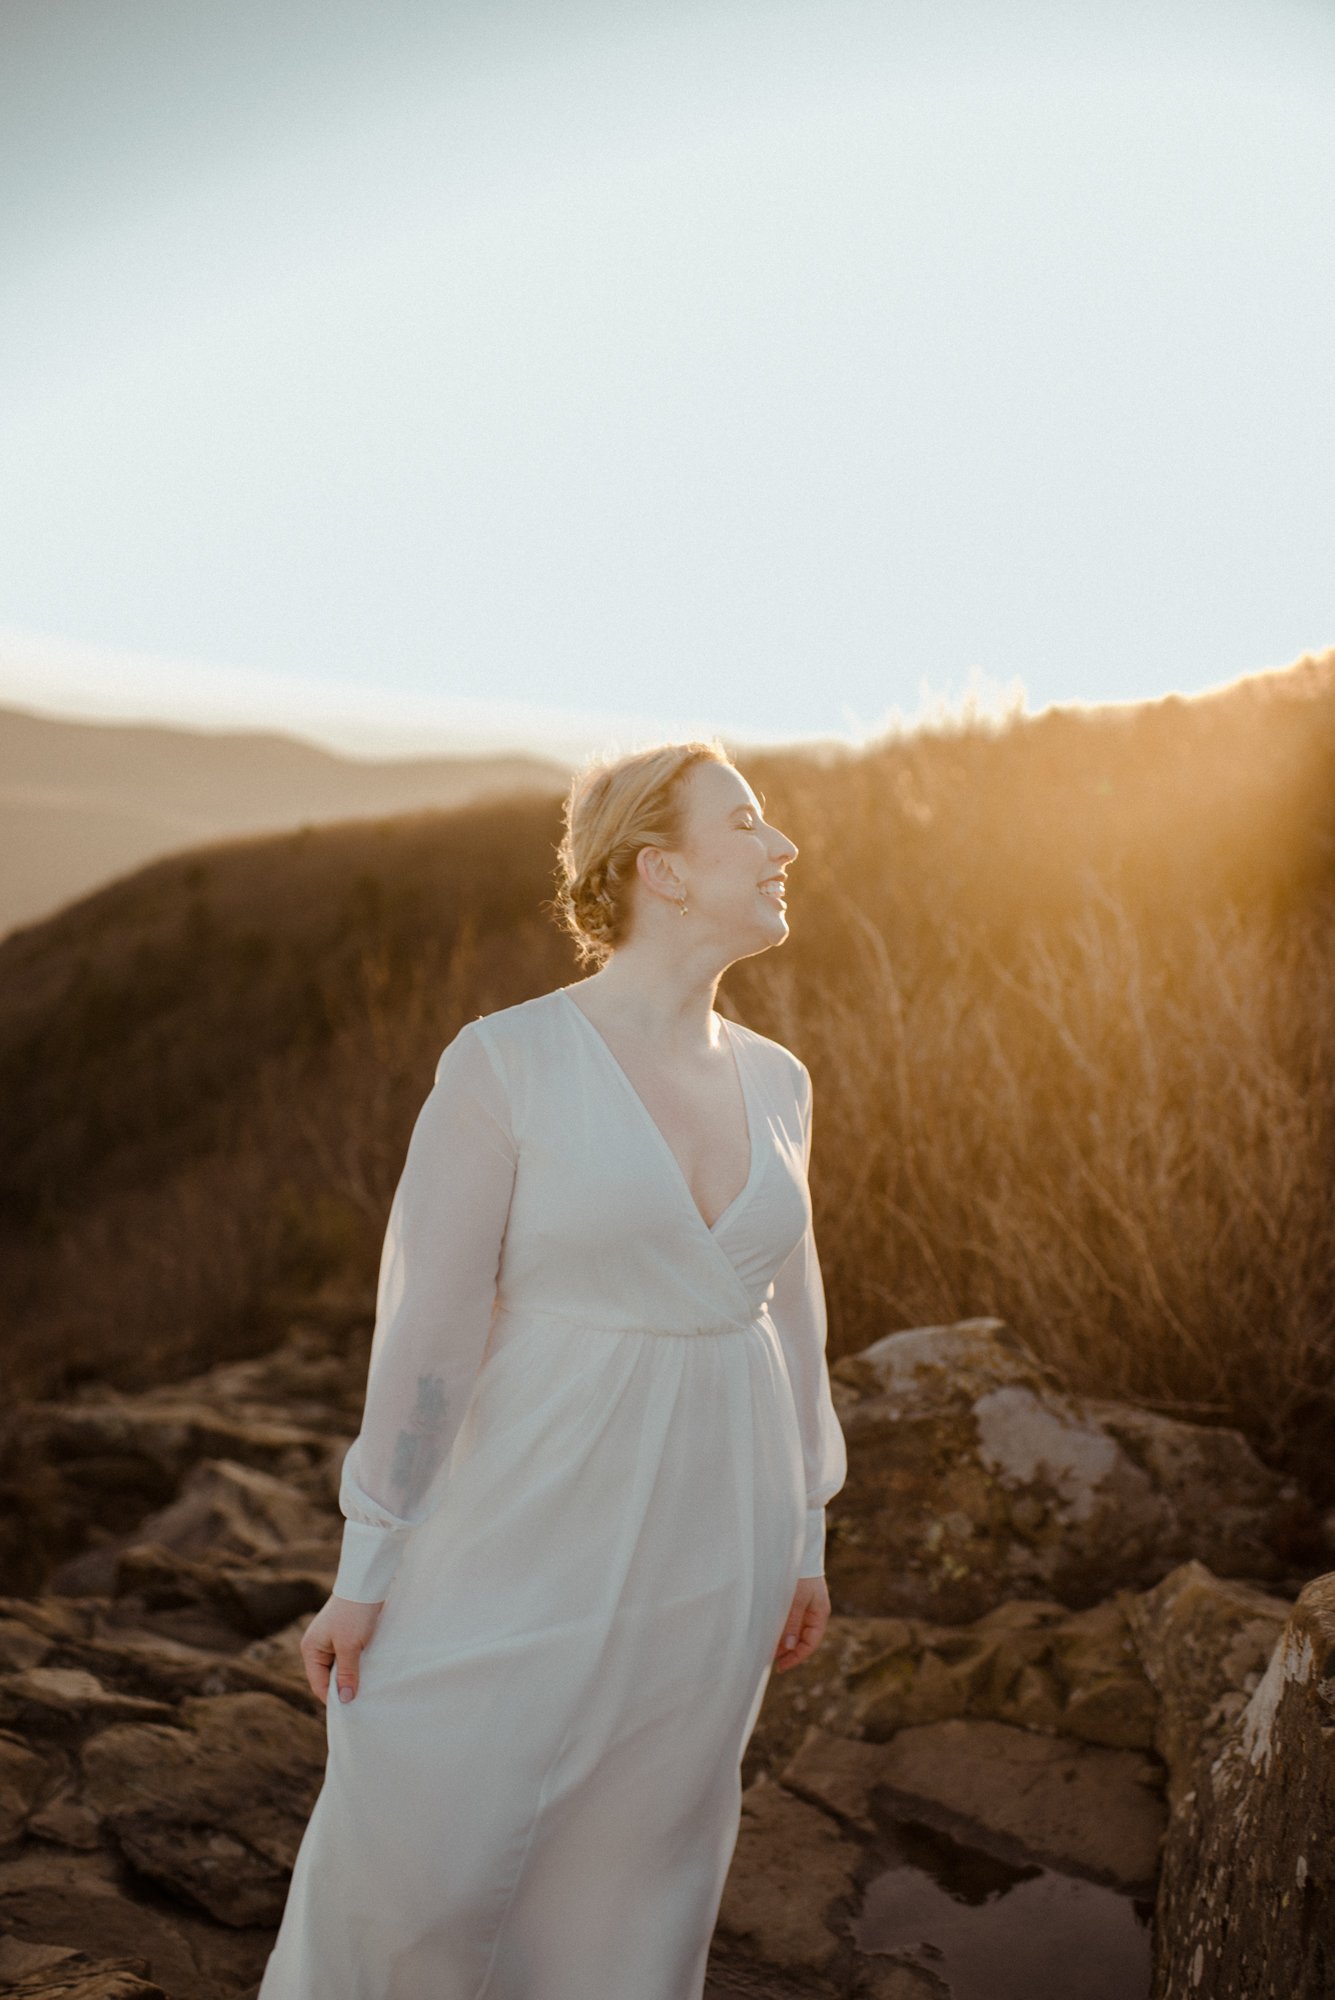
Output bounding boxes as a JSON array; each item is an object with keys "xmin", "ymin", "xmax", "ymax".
[{"xmin": 558, "ymin": 986, "xmax": 759, "ymax": 1239}]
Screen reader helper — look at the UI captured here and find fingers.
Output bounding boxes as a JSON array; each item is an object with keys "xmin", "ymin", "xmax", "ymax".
[
  {"xmin": 772, "ymin": 1589, "xmax": 829, "ymax": 1672},
  {"xmin": 300, "ymin": 1602, "xmax": 377, "ymax": 1706},
  {"xmin": 299, "ymin": 1608, "xmax": 365, "ymax": 1704},
  {"xmin": 302, "ymin": 1632, "xmax": 365, "ymax": 1705},
  {"xmin": 333, "ymin": 1642, "xmax": 362, "ymax": 1706},
  {"xmin": 302, "ymin": 1632, "xmax": 334, "ymax": 1704},
  {"xmin": 774, "ymin": 1617, "xmax": 819, "ymax": 1670}
]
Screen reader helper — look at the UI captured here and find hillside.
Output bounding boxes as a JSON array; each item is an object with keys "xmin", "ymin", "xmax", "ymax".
[
  {"xmin": 0, "ymin": 701, "xmax": 570, "ymax": 940},
  {"xmin": 2, "ymin": 650, "xmax": 1332, "ymax": 1512}
]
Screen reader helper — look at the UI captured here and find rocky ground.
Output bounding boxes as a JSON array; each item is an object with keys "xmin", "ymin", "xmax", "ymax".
[{"xmin": 2, "ymin": 1315, "xmax": 1333, "ymax": 1999}]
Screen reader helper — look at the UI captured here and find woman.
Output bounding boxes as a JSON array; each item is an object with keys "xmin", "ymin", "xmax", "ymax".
[{"xmin": 257, "ymin": 739, "xmax": 848, "ymax": 2000}]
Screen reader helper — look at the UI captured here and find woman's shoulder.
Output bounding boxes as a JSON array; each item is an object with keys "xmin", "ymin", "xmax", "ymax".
[
  {"xmin": 452, "ymin": 988, "xmax": 568, "ymax": 1063},
  {"xmin": 432, "ymin": 993, "xmax": 567, "ymax": 1116},
  {"xmin": 721, "ymin": 1014, "xmax": 809, "ymax": 1095}
]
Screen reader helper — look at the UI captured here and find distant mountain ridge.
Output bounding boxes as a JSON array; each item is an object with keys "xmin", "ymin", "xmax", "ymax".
[{"xmin": 0, "ymin": 702, "xmax": 572, "ymax": 940}]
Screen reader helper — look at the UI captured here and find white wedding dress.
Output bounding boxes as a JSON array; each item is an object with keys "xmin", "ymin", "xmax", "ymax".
[{"xmin": 257, "ymin": 983, "xmax": 847, "ymax": 2000}]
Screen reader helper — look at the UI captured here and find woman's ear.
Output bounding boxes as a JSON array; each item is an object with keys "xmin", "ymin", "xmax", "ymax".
[{"xmin": 636, "ymin": 845, "xmax": 683, "ymax": 905}]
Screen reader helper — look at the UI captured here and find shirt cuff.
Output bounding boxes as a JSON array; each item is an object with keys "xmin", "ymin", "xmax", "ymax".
[
  {"xmin": 332, "ymin": 1520, "xmax": 409, "ymax": 1603},
  {"xmin": 797, "ymin": 1504, "xmax": 826, "ymax": 1579}
]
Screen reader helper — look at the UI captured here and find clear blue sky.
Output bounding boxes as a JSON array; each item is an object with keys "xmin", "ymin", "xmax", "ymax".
[{"xmin": 1, "ymin": 0, "xmax": 1332, "ymax": 759}]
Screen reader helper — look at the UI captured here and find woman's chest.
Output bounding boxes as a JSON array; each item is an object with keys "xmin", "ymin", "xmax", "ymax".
[{"xmin": 498, "ymin": 1034, "xmax": 810, "ymax": 1291}]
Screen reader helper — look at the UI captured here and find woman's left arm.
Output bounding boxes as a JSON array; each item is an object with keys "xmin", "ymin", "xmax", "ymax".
[
  {"xmin": 766, "ymin": 1058, "xmax": 848, "ymax": 1583},
  {"xmin": 766, "ymin": 1059, "xmax": 846, "ymax": 1672}
]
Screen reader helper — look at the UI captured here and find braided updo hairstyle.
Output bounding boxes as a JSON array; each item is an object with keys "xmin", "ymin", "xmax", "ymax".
[{"xmin": 551, "ymin": 738, "xmax": 732, "ymax": 969}]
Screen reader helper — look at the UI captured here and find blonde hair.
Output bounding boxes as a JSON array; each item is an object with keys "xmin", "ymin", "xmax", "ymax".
[{"xmin": 551, "ymin": 739, "xmax": 732, "ymax": 968}]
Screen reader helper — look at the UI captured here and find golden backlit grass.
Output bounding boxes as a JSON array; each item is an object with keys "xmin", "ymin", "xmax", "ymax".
[{"xmin": 770, "ymin": 886, "xmax": 1334, "ymax": 1485}]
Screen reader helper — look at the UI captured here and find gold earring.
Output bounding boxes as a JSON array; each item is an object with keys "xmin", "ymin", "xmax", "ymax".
[{"xmin": 677, "ymin": 892, "xmax": 688, "ymax": 917}]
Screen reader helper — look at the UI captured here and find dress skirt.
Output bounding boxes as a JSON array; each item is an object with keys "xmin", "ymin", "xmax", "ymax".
[{"xmin": 256, "ymin": 987, "xmax": 847, "ymax": 2000}]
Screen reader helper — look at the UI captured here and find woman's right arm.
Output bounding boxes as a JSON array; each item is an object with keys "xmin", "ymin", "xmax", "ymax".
[{"xmin": 330, "ymin": 1016, "xmax": 518, "ymax": 1605}]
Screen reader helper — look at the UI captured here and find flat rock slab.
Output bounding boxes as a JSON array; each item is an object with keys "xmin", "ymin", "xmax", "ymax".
[
  {"xmin": 785, "ymin": 1720, "xmax": 1166, "ymax": 1893},
  {"xmin": 0, "ymin": 1667, "xmax": 174, "ymax": 1733},
  {"xmin": 0, "ymin": 1941, "xmax": 172, "ymax": 1998},
  {"xmin": 0, "ymin": 1731, "xmax": 50, "ymax": 1844},
  {"xmin": 0, "ymin": 1615, "xmax": 54, "ymax": 1672},
  {"xmin": 80, "ymin": 1690, "xmax": 326, "ymax": 1927},
  {"xmin": 714, "ymin": 1773, "xmax": 865, "ymax": 1986},
  {"xmin": 751, "ymin": 1593, "xmax": 1160, "ymax": 1806},
  {"xmin": 0, "ymin": 1840, "xmax": 252, "ymax": 2000},
  {"xmin": 859, "ymin": 1966, "xmax": 952, "ymax": 2000}
]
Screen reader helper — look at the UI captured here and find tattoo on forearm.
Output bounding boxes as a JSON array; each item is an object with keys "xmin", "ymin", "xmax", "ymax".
[{"xmin": 389, "ymin": 1373, "xmax": 449, "ymax": 1506}]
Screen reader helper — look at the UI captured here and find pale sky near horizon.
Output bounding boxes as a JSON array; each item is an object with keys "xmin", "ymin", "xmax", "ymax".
[{"xmin": 1, "ymin": 0, "xmax": 1332, "ymax": 762}]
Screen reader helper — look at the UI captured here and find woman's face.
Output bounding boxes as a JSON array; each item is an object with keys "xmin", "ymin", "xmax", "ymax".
[{"xmin": 666, "ymin": 761, "xmax": 799, "ymax": 950}]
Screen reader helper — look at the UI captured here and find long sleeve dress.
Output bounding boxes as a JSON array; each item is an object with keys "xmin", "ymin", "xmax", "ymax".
[{"xmin": 257, "ymin": 982, "xmax": 847, "ymax": 2000}]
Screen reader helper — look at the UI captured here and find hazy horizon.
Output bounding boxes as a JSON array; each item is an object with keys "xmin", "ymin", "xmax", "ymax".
[{"xmin": 9, "ymin": 629, "xmax": 1329, "ymax": 771}]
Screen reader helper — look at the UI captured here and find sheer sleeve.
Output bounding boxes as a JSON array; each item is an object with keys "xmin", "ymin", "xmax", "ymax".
[
  {"xmin": 331, "ymin": 1018, "xmax": 517, "ymax": 1603},
  {"xmin": 766, "ymin": 1059, "xmax": 848, "ymax": 1578}
]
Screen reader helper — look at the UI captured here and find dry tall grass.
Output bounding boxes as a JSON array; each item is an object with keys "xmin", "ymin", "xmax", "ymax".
[{"xmin": 744, "ymin": 883, "xmax": 1335, "ymax": 1488}]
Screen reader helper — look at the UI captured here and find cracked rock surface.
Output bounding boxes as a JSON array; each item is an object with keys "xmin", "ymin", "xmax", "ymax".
[{"xmin": 2, "ymin": 1314, "xmax": 1329, "ymax": 1998}]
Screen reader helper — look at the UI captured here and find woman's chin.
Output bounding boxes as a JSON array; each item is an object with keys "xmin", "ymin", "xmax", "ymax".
[{"xmin": 725, "ymin": 901, "xmax": 790, "ymax": 954}]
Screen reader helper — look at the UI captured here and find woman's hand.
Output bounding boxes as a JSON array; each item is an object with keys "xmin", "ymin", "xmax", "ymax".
[
  {"xmin": 772, "ymin": 1574, "xmax": 830, "ymax": 1672},
  {"xmin": 300, "ymin": 1595, "xmax": 385, "ymax": 1705}
]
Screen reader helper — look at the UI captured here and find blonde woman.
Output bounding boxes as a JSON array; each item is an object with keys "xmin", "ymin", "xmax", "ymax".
[{"xmin": 258, "ymin": 740, "xmax": 847, "ymax": 2000}]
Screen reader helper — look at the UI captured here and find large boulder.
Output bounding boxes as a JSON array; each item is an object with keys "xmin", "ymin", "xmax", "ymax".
[
  {"xmin": 1146, "ymin": 1571, "xmax": 1335, "ymax": 1999},
  {"xmin": 1122, "ymin": 1558, "xmax": 1292, "ymax": 1808},
  {"xmin": 827, "ymin": 1318, "xmax": 1313, "ymax": 1620}
]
